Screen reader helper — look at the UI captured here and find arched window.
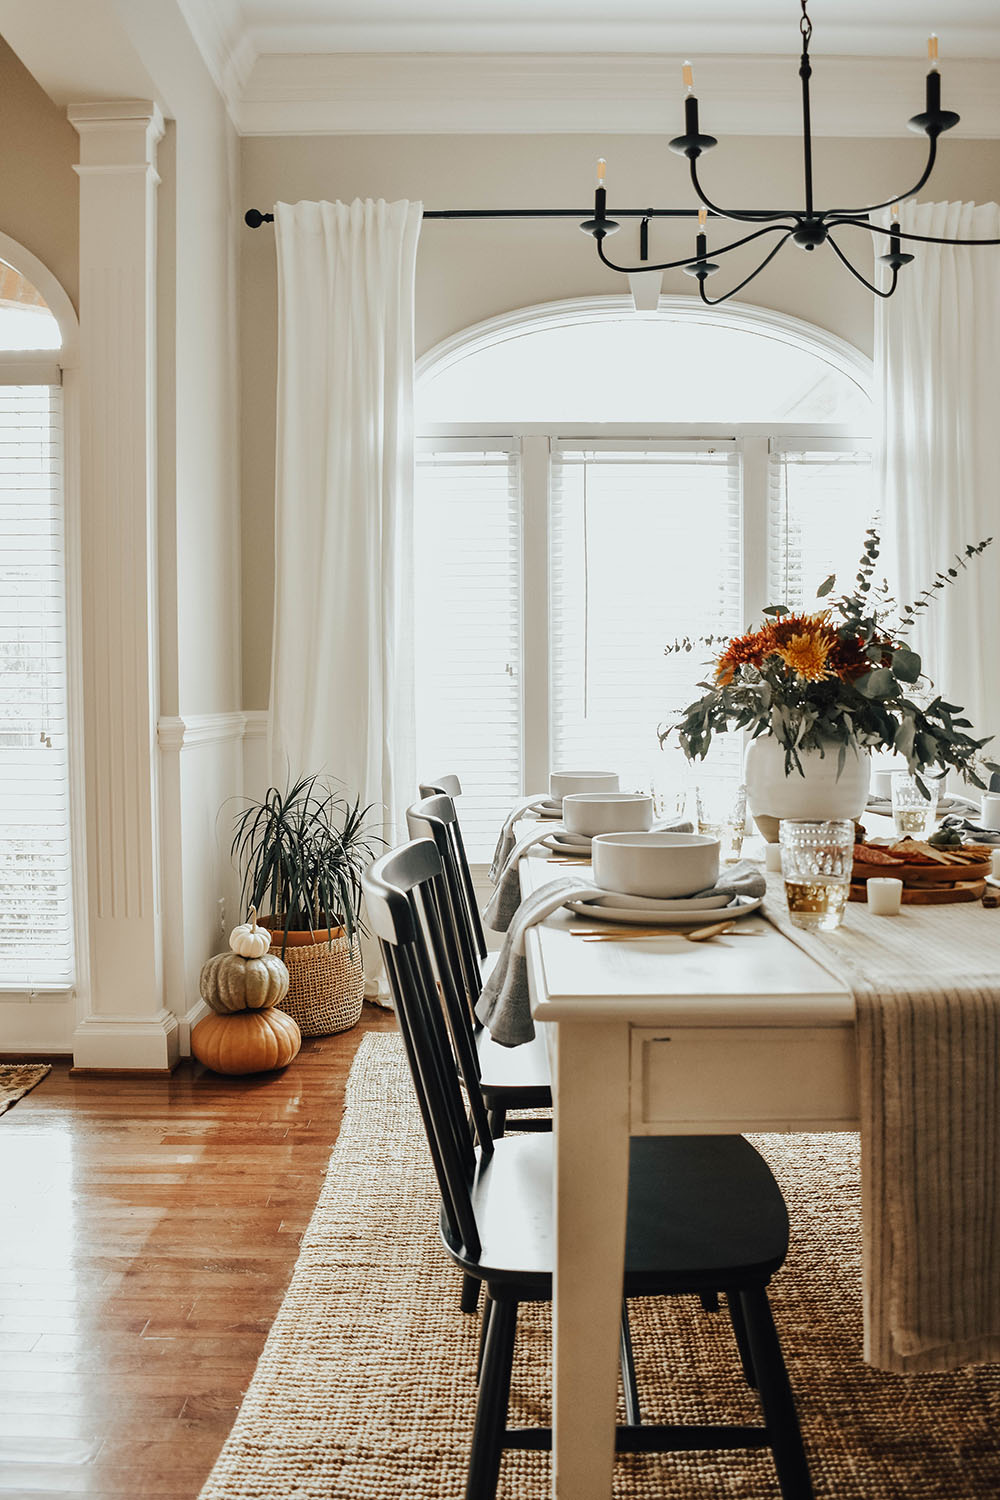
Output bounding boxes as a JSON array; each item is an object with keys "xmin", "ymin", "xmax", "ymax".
[
  {"xmin": 414, "ymin": 297, "xmax": 873, "ymax": 859},
  {"xmin": 0, "ymin": 246, "xmax": 76, "ymax": 989}
]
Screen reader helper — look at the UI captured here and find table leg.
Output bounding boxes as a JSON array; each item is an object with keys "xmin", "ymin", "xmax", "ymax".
[{"xmin": 551, "ymin": 1019, "xmax": 631, "ymax": 1500}]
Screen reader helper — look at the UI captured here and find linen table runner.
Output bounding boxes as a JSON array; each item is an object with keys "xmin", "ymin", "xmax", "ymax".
[{"xmin": 765, "ymin": 874, "xmax": 1000, "ymax": 1373}]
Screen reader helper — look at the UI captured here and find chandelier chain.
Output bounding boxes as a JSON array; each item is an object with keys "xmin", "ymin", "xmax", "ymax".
[{"xmin": 799, "ymin": 0, "xmax": 812, "ymax": 48}]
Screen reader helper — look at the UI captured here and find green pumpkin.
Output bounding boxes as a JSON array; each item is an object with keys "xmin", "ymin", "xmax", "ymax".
[{"xmin": 199, "ymin": 949, "xmax": 289, "ymax": 1014}]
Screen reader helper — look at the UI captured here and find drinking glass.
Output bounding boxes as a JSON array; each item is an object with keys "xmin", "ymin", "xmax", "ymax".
[
  {"xmin": 890, "ymin": 772, "xmax": 938, "ymax": 837},
  {"xmin": 779, "ymin": 819, "xmax": 855, "ymax": 932},
  {"xmin": 696, "ymin": 782, "xmax": 747, "ymax": 864}
]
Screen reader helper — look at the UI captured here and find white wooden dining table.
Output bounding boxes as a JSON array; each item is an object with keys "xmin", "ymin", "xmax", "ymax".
[{"xmin": 516, "ymin": 839, "xmax": 857, "ymax": 1500}]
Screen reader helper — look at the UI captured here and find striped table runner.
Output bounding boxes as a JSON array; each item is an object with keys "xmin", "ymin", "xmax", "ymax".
[{"xmin": 765, "ymin": 874, "xmax": 1000, "ymax": 1373}]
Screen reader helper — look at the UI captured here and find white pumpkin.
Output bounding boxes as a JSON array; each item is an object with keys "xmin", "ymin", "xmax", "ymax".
[{"xmin": 228, "ymin": 906, "xmax": 272, "ymax": 959}]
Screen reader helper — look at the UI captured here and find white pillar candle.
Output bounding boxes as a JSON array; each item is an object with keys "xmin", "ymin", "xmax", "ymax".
[
  {"xmin": 982, "ymin": 794, "xmax": 1000, "ymax": 831},
  {"xmin": 991, "ymin": 849, "xmax": 1000, "ymax": 881},
  {"xmin": 867, "ymin": 877, "xmax": 903, "ymax": 916},
  {"xmin": 764, "ymin": 843, "xmax": 783, "ymax": 872}
]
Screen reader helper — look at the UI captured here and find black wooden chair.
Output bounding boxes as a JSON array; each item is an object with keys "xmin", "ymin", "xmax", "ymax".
[
  {"xmin": 418, "ymin": 775, "xmax": 489, "ymax": 966},
  {"xmin": 407, "ymin": 791, "xmax": 551, "ymax": 1142},
  {"xmin": 363, "ymin": 838, "xmax": 814, "ymax": 1500}
]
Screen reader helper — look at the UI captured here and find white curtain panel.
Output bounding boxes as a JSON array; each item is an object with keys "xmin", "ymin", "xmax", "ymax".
[
  {"xmin": 875, "ymin": 200, "xmax": 1000, "ymax": 753},
  {"xmin": 270, "ymin": 198, "xmax": 422, "ymax": 843}
]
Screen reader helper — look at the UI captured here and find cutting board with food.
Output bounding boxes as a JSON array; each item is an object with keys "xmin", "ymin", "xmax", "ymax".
[{"xmin": 850, "ymin": 830, "xmax": 993, "ymax": 902}]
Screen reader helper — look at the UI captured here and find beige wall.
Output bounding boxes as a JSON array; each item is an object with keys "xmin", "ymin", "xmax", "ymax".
[
  {"xmin": 239, "ymin": 130, "xmax": 1000, "ymax": 707},
  {"xmin": 0, "ymin": 38, "xmax": 78, "ymax": 307}
]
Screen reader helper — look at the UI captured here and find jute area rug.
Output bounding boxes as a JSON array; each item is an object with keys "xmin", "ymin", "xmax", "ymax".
[
  {"xmin": 199, "ymin": 1034, "xmax": 1000, "ymax": 1500},
  {"xmin": 0, "ymin": 1063, "xmax": 50, "ymax": 1117}
]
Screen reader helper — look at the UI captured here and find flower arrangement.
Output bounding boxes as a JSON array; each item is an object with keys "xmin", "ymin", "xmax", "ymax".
[{"xmin": 661, "ymin": 531, "xmax": 998, "ymax": 790}]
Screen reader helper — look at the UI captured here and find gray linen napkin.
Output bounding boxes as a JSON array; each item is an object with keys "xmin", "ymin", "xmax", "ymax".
[
  {"xmin": 490, "ymin": 794, "xmax": 550, "ymax": 880},
  {"xmin": 476, "ymin": 860, "xmax": 767, "ymax": 1048},
  {"xmin": 689, "ymin": 859, "xmax": 766, "ymax": 901},
  {"xmin": 938, "ymin": 813, "xmax": 1000, "ymax": 846},
  {"xmin": 484, "ymin": 825, "xmax": 571, "ymax": 931},
  {"xmin": 475, "ymin": 877, "xmax": 598, "ymax": 1047}
]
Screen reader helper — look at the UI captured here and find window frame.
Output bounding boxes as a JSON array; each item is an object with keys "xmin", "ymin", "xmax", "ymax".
[
  {"xmin": 416, "ymin": 297, "xmax": 873, "ymax": 869},
  {"xmin": 0, "ymin": 234, "xmax": 84, "ymax": 1008},
  {"xmin": 419, "ymin": 421, "xmax": 871, "ymax": 807}
]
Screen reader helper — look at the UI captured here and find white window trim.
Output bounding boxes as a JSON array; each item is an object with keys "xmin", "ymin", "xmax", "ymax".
[
  {"xmin": 0, "ymin": 233, "xmax": 86, "ymax": 1011},
  {"xmin": 416, "ymin": 297, "xmax": 873, "ymax": 871}
]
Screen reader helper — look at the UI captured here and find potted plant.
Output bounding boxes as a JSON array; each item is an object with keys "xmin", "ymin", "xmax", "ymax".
[
  {"xmin": 231, "ymin": 776, "xmax": 382, "ymax": 1035},
  {"xmin": 661, "ymin": 531, "xmax": 998, "ymax": 839}
]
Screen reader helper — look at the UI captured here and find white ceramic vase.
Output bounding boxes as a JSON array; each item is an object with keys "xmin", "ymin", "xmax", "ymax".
[{"xmin": 744, "ymin": 735, "xmax": 870, "ymax": 842}]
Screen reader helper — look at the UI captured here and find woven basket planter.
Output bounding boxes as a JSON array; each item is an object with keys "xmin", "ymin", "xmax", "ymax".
[{"xmin": 262, "ymin": 924, "xmax": 365, "ymax": 1037}]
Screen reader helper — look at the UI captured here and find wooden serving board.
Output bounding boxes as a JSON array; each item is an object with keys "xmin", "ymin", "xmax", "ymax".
[
  {"xmin": 849, "ymin": 878, "xmax": 987, "ymax": 904},
  {"xmin": 851, "ymin": 860, "xmax": 992, "ymax": 886}
]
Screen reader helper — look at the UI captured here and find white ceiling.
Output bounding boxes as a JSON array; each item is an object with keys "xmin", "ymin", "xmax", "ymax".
[{"xmin": 212, "ymin": 2, "xmax": 1000, "ymax": 60}]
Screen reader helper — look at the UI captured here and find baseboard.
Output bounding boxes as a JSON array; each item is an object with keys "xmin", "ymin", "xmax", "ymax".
[
  {"xmin": 72, "ymin": 1010, "xmax": 181, "ymax": 1071},
  {"xmin": 179, "ymin": 998, "xmax": 212, "ymax": 1057}
]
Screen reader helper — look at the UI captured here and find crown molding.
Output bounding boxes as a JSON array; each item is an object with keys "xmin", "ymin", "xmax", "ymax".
[
  {"xmin": 233, "ymin": 51, "xmax": 1000, "ymax": 138},
  {"xmin": 175, "ymin": 0, "xmax": 254, "ymax": 123}
]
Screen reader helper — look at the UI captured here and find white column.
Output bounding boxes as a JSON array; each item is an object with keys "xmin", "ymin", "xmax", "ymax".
[{"xmin": 69, "ymin": 101, "xmax": 177, "ymax": 1070}]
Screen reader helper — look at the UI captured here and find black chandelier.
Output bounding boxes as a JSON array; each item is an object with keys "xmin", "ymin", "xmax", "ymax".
[{"xmin": 581, "ymin": 0, "xmax": 1000, "ymax": 303}]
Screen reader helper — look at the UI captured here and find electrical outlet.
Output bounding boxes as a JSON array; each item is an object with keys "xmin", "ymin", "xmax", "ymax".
[{"xmin": 217, "ymin": 897, "xmax": 226, "ymax": 938}]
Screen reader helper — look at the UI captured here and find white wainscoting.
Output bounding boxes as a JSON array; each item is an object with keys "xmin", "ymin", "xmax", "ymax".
[{"xmin": 159, "ymin": 712, "xmax": 253, "ymax": 1058}]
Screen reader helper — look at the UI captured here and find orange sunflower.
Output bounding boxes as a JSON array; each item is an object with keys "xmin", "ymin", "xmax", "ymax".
[{"xmin": 761, "ymin": 612, "xmax": 837, "ymax": 682}]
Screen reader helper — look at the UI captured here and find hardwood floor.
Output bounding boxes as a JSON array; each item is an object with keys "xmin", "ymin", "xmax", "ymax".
[{"xmin": 0, "ymin": 1005, "xmax": 398, "ymax": 1499}]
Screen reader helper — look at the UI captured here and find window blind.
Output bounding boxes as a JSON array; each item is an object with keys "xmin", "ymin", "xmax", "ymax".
[
  {"xmin": 0, "ymin": 384, "xmax": 74, "ymax": 988},
  {"xmin": 768, "ymin": 440, "xmax": 875, "ymax": 611},
  {"xmin": 550, "ymin": 442, "xmax": 744, "ymax": 798},
  {"xmin": 414, "ymin": 441, "xmax": 522, "ymax": 861}
]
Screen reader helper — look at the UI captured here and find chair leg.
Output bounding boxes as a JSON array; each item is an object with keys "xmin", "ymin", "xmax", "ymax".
[
  {"xmin": 461, "ymin": 1273, "xmax": 482, "ymax": 1316},
  {"xmin": 476, "ymin": 1295, "xmax": 495, "ymax": 1383},
  {"xmin": 619, "ymin": 1298, "xmax": 641, "ymax": 1427},
  {"xmin": 466, "ymin": 1296, "xmax": 518, "ymax": 1500},
  {"xmin": 726, "ymin": 1290, "xmax": 758, "ymax": 1389},
  {"xmin": 486, "ymin": 1105, "xmax": 507, "ymax": 1139},
  {"xmin": 739, "ymin": 1287, "xmax": 813, "ymax": 1500}
]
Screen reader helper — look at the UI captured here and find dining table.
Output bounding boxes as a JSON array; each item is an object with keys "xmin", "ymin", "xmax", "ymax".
[{"xmin": 515, "ymin": 831, "xmax": 858, "ymax": 1500}]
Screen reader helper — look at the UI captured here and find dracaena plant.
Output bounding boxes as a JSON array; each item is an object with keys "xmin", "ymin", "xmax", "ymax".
[
  {"xmin": 231, "ymin": 775, "xmax": 383, "ymax": 955},
  {"xmin": 660, "ymin": 531, "xmax": 999, "ymax": 790}
]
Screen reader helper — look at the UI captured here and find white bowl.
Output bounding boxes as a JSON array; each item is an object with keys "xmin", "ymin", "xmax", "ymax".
[
  {"xmin": 562, "ymin": 792, "xmax": 653, "ymax": 838},
  {"xmin": 549, "ymin": 769, "xmax": 619, "ymax": 801},
  {"xmin": 591, "ymin": 831, "xmax": 721, "ymax": 899}
]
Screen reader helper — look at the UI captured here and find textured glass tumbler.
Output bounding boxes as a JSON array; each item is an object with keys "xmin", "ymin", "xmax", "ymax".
[
  {"xmin": 779, "ymin": 819, "xmax": 855, "ymax": 932},
  {"xmin": 891, "ymin": 772, "xmax": 938, "ymax": 837}
]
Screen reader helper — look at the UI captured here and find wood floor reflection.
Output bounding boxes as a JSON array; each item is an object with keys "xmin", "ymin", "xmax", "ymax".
[{"xmin": 0, "ymin": 1005, "xmax": 397, "ymax": 1498}]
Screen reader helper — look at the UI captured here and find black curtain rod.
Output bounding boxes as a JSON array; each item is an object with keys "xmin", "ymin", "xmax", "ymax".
[{"xmin": 243, "ymin": 206, "xmax": 808, "ymax": 229}]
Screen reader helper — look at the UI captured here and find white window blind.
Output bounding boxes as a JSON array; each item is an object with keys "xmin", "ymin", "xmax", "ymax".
[
  {"xmin": 414, "ymin": 441, "xmax": 522, "ymax": 861},
  {"xmin": 768, "ymin": 440, "xmax": 875, "ymax": 611},
  {"xmin": 550, "ymin": 443, "xmax": 744, "ymax": 798},
  {"xmin": 0, "ymin": 384, "xmax": 74, "ymax": 988}
]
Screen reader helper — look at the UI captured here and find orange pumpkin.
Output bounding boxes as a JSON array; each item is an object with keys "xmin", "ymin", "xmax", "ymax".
[{"xmin": 191, "ymin": 1008, "xmax": 301, "ymax": 1075}]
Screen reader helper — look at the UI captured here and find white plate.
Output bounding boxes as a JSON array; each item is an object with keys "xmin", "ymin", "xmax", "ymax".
[
  {"xmin": 566, "ymin": 894, "xmax": 763, "ymax": 926},
  {"xmin": 542, "ymin": 832, "xmax": 592, "ymax": 853},
  {"xmin": 537, "ymin": 805, "xmax": 564, "ymax": 819}
]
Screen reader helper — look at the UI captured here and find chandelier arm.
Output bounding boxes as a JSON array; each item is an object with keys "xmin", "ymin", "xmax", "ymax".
[
  {"xmin": 696, "ymin": 232, "xmax": 795, "ymax": 306},
  {"xmin": 594, "ymin": 221, "xmax": 795, "ymax": 275},
  {"xmin": 688, "ymin": 158, "xmax": 793, "ymax": 225},
  {"xmin": 824, "ymin": 136, "xmax": 938, "ymax": 220},
  {"xmin": 826, "ymin": 235, "xmax": 899, "ymax": 298},
  {"xmin": 830, "ymin": 216, "xmax": 1000, "ymax": 248}
]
